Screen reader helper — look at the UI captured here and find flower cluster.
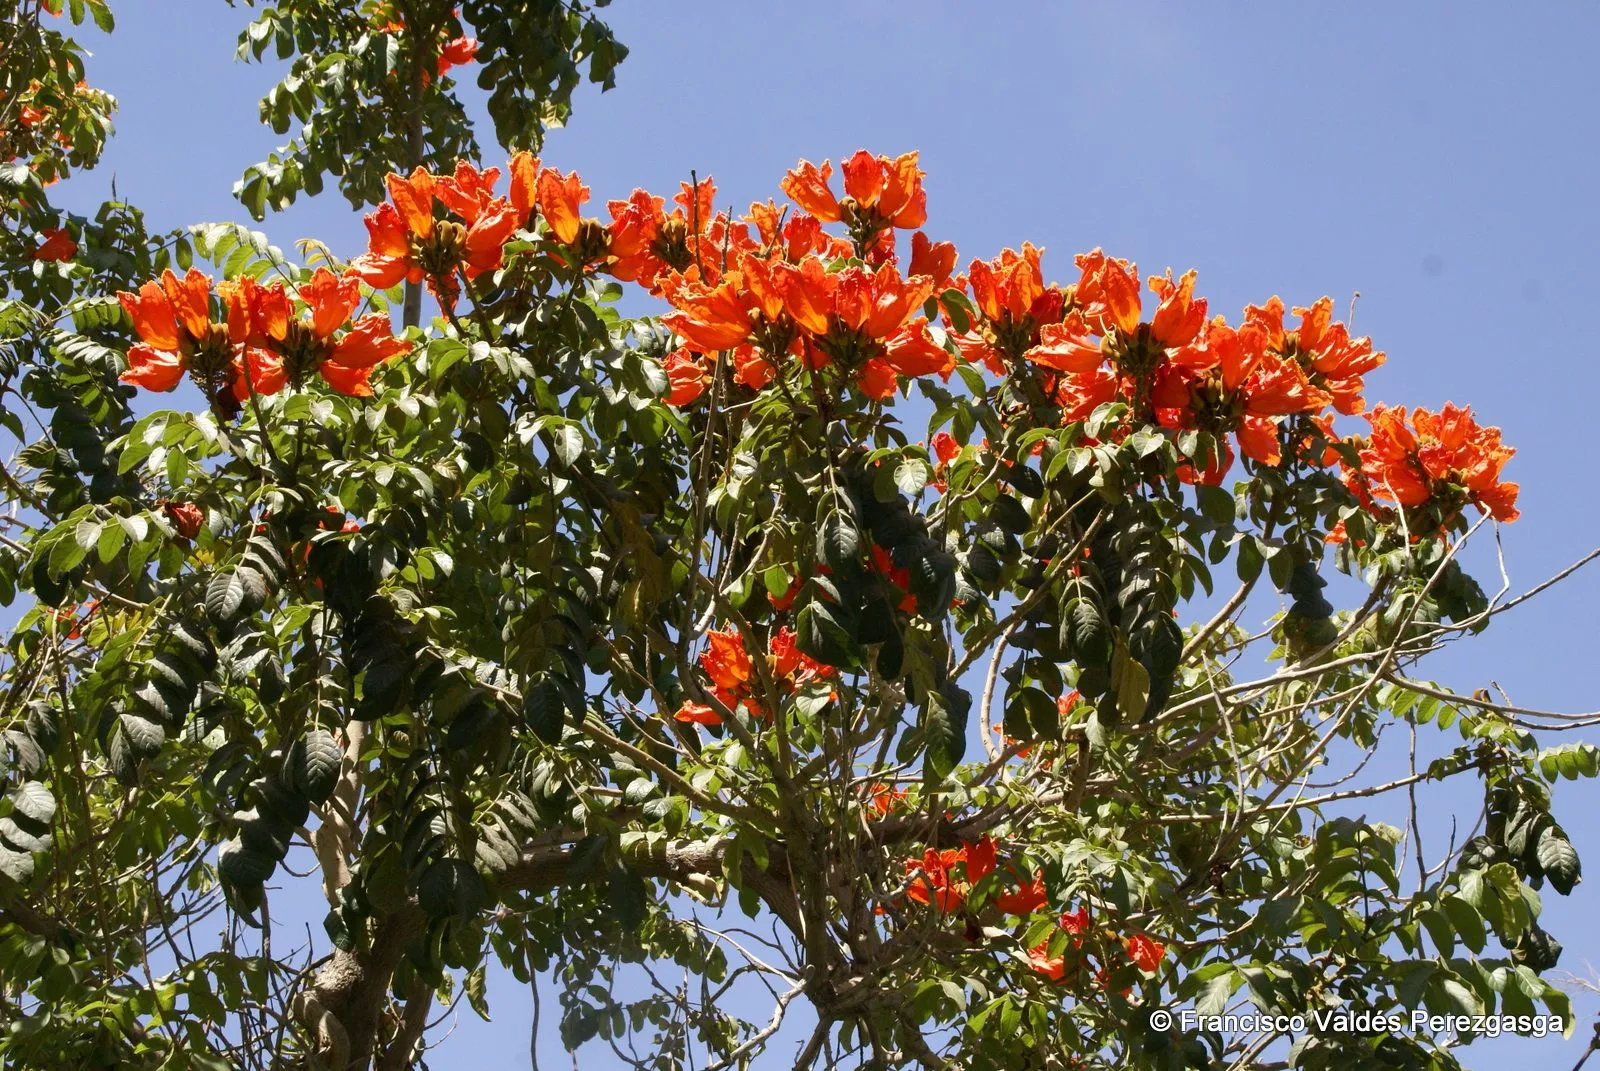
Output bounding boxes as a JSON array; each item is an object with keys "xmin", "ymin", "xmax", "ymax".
[
  {"xmin": 112, "ymin": 148, "xmax": 1521, "ymax": 544},
  {"xmin": 634, "ymin": 151, "xmax": 955, "ymax": 405},
  {"xmin": 674, "ymin": 625, "xmax": 833, "ymax": 727},
  {"xmin": 118, "ymin": 267, "xmax": 412, "ymax": 411},
  {"xmin": 1334, "ymin": 403, "xmax": 1519, "ymax": 538},
  {"xmin": 349, "ymin": 153, "xmax": 600, "ymax": 310},
  {"xmin": 893, "ymin": 836, "xmax": 1167, "ymax": 988},
  {"xmin": 1025, "ymin": 906, "xmax": 1166, "ymax": 987}
]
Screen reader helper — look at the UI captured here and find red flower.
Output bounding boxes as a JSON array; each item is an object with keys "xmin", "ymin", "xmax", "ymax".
[
  {"xmin": 435, "ymin": 35, "xmax": 478, "ymax": 78},
  {"xmin": 33, "ymin": 227, "xmax": 75, "ymax": 262},
  {"xmin": 662, "ymin": 348, "xmax": 710, "ymax": 406},
  {"xmin": 162, "ymin": 501, "xmax": 204, "ymax": 540},
  {"xmin": 994, "ymin": 870, "xmax": 1049, "ymax": 916},
  {"xmin": 1125, "ymin": 933, "xmax": 1166, "ymax": 973},
  {"xmin": 1027, "ymin": 942, "xmax": 1068, "ymax": 982}
]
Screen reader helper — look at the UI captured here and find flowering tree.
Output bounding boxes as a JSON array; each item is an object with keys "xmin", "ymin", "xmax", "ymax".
[{"xmin": 1, "ymin": 3, "xmax": 1595, "ymax": 1070}]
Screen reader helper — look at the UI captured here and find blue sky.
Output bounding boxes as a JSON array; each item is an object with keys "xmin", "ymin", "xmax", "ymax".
[{"xmin": 52, "ymin": 1, "xmax": 1600, "ymax": 1066}]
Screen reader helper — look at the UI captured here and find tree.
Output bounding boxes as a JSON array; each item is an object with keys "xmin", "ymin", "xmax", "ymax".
[{"xmin": 0, "ymin": 2, "xmax": 1594, "ymax": 1068}]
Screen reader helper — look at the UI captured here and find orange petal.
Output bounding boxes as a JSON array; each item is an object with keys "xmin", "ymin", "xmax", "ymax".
[
  {"xmin": 120, "ymin": 344, "xmax": 185, "ymax": 392},
  {"xmin": 387, "ymin": 167, "xmax": 436, "ymax": 240}
]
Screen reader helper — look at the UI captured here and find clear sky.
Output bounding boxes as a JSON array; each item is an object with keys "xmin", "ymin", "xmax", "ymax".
[{"xmin": 54, "ymin": 1, "xmax": 1600, "ymax": 1066}]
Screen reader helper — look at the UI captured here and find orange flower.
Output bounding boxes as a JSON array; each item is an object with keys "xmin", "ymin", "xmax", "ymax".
[
  {"xmin": 865, "ymin": 782, "xmax": 906, "ymax": 818},
  {"xmin": 1151, "ymin": 318, "xmax": 1329, "ymax": 480},
  {"xmin": 963, "ymin": 836, "xmax": 997, "ymax": 883},
  {"xmin": 746, "ymin": 201, "xmax": 855, "ymax": 263},
  {"xmin": 905, "ymin": 848, "xmax": 968, "ymax": 912},
  {"xmin": 608, "ymin": 179, "xmax": 753, "ymax": 293},
  {"xmin": 33, "ymin": 227, "xmax": 75, "ymax": 262},
  {"xmin": 1347, "ymin": 404, "xmax": 1519, "ymax": 529},
  {"xmin": 662, "ymin": 348, "xmax": 710, "ymax": 406},
  {"xmin": 780, "ymin": 151, "xmax": 927, "ymax": 244},
  {"xmin": 1059, "ymin": 905, "xmax": 1091, "ymax": 936},
  {"xmin": 117, "ymin": 269, "xmax": 261, "ymax": 414},
  {"xmin": 1075, "ymin": 249, "xmax": 1144, "ymax": 338},
  {"xmin": 839, "ymin": 149, "xmax": 928, "ymax": 230},
  {"xmin": 243, "ymin": 268, "xmax": 412, "ymax": 398},
  {"xmin": 1037, "ymin": 257, "xmax": 1222, "ymax": 427},
  {"xmin": 956, "ymin": 245, "xmax": 1071, "ymax": 377},
  {"xmin": 931, "ymin": 431, "xmax": 961, "ymax": 465},
  {"xmin": 1125, "ymin": 933, "xmax": 1166, "ymax": 973},
  {"xmin": 780, "ymin": 159, "xmax": 841, "ymax": 223},
  {"xmin": 994, "ymin": 870, "xmax": 1048, "ymax": 916},
  {"xmin": 348, "ymin": 168, "xmax": 436, "ymax": 289},
  {"xmin": 508, "ymin": 151, "xmax": 539, "ymax": 227},
  {"xmin": 660, "ymin": 254, "xmax": 790, "ymax": 354},
  {"xmin": 779, "ymin": 257, "xmax": 952, "ymax": 391},
  {"xmin": 908, "ymin": 231, "xmax": 957, "ymax": 289},
  {"xmin": 435, "ymin": 159, "xmax": 503, "ymax": 223},
  {"xmin": 435, "ymin": 35, "xmax": 478, "ymax": 78},
  {"xmin": 870, "ymin": 543, "xmax": 917, "ymax": 613},
  {"xmin": 1245, "ymin": 296, "xmax": 1384, "ymax": 415},
  {"xmin": 1027, "ymin": 942, "xmax": 1068, "ymax": 983},
  {"xmin": 674, "ymin": 701, "xmax": 722, "ymax": 727},
  {"xmin": 350, "ymin": 166, "xmax": 520, "ymax": 307},
  {"xmin": 701, "ymin": 627, "xmax": 752, "ymax": 693},
  {"xmin": 770, "ymin": 625, "xmax": 832, "ymax": 684},
  {"xmin": 535, "ymin": 166, "xmax": 590, "ymax": 245}
]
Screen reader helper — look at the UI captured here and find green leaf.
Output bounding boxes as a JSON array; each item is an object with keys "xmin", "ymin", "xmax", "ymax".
[
  {"xmin": 9, "ymin": 782, "xmax": 55, "ymax": 828},
  {"xmin": 925, "ymin": 684, "xmax": 970, "ymax": 781},
  {"xmin": 817, "ymin": 510, "xmax": 861, "ymax": 571},
  {"xmin": 418, "ymin": 858, "xmax": 487, "ymax": 921},
  {"xmin": 796, "ymin": 601, "xmax": 857, "ymax": 669},
  {"xmin": 1111, "ymin": 637, "xmax": 1150, "ymax": 724},
  {"xmin": 1195, "ymin": 966, "xmax": 1241, "ymax": 1017},
  {"xmin": 294, "ymin": 729, "xmax": 342, "ymax": 803},
  {"xmin": 894, "ymin": 457, "xmax": 930, "ymax": 496},
  {"xmin": 523, "ymin": 676, "xmax": 568, "ymax": 745},
  {"xmin": 1535, "ymin": 826, "xmax": 1581, "ymax": 895}
]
